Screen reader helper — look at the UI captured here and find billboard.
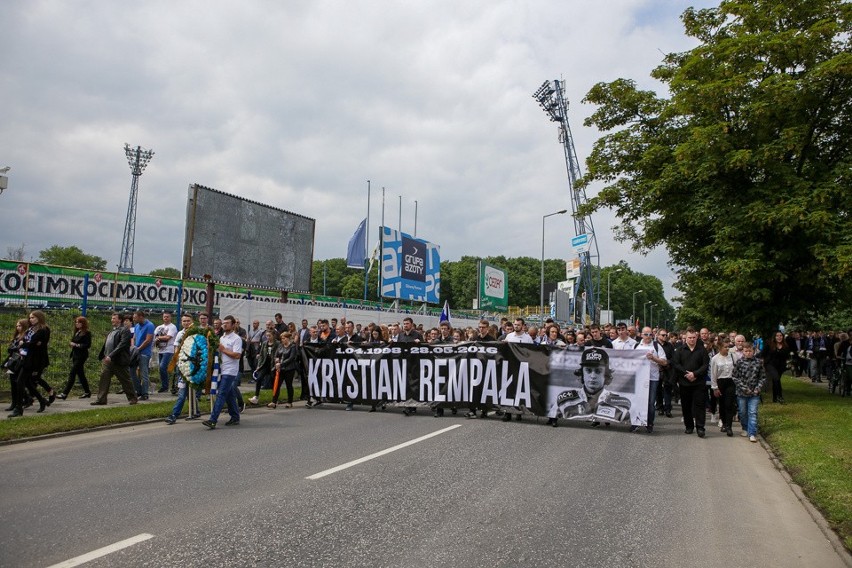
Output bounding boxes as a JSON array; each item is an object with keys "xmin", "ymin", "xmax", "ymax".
[
  {"xmin": 478, "ymin": 261, "xmax": 508, "ymax": 310},
  {"xmin": 182, "ymin": 184, "xmax": 315, "ymax": 292},
  {"xmin": 380, "ymin": 226, "xmax": 440, "ymax": 304}
]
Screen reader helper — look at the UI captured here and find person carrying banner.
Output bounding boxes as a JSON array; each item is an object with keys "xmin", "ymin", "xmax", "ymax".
[
  {"xmin": 633, "ymin": 326, "xmax": 667, "ymax": 433},
  {"xmin": 465, "ymin": 320, "xmax": 497, "ymax": 419},
  {"xmin": 268, "ymin": 332, "xmax": 297, "ymax": 409}
]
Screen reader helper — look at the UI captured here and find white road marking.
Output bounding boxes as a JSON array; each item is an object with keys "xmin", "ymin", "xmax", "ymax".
[
  {"xmin": 306, "ymin": 424, "xmax": 462, "ymax": 480},
  {"xmin": 45, "ymin": 533, "xmax": 154, "ymax": 568}
]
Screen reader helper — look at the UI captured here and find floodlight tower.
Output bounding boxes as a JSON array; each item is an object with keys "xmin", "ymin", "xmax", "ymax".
[
  {"xmin": 118, "ymin": 144, "xmax": 154, "ymax": 273},
  {"xmin": 533, "ymin": 79, "xmax": 601, "ymax": 323}
]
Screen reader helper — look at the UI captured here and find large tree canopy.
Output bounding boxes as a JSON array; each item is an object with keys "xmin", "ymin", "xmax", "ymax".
[{"xmin": 578, "ymin": 0, "xmax": 852, "ymax": 333}]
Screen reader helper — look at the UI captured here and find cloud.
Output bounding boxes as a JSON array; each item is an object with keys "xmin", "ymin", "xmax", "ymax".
[{"xmin": 0, "ymin": 0, "xmax": 715, "ymax": 302}]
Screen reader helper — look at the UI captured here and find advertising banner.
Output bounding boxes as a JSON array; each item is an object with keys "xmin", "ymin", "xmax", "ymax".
[
  {"xmin": 380, "ymin": 227, "xmax": 440, "ymax": 304},
  {"xmin": 478, "ymin": 261, "xmax": 508, "ymax": 310}
]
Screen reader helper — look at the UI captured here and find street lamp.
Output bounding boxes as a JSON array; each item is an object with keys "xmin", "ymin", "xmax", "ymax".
[
  {"xmin": 631, "ymin": 289, "xmax": 643, "ymax": 328},
  {"xmin": 644, "ymin": 300, "xmax": 652, "ymax": 327},
  {"xmin": 606, "ymin": 268, "xmax": 623, "ymax": 324},
  {"xmin": 541, "ymin": 209, "xmax": 568, "ymax": 322},
  {"xmin": 650, "ymin": 303, "xmax": 657, "ymax": 328}
]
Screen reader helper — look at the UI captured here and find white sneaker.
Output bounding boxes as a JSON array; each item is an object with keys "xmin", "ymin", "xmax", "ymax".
[
  {"xmin": 711, "ymin": 413, "xmax": 718, "ymax": 423},
  {"xmin": 718, "ymin": 419, "xmax": 723, "ymax": 428},
  {"xmin": 740, "ymin": 431, "xmax": 748, "ymax": 437},
  {"xmin": 749, "ymin": 435, "xmax": 757, "ymax": 443},
  {"xmin": 248, "ymin": 396, "xmax": 258, "ymax": 405}
]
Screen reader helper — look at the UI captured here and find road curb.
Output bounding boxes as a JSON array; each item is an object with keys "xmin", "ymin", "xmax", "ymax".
[{"xmin": 759, "ymin": 435, "xmax": 852, "ymax": 566}]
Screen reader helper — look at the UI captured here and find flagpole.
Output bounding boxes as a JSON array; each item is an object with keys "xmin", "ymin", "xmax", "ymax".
[
  {"xmin": 414, "ymin": 200, "xmax": 418, "ymax": 237},
  {"xmin": 363, "ymin": 180, "xmax": 370, "ymax": 301},
  {"xmin": 398, "ymin": 194, "xmax": 402, "ymax": 235},
  {"xmin": 379, "ymin": 187, "xmax": 385, "ymax": 300}
]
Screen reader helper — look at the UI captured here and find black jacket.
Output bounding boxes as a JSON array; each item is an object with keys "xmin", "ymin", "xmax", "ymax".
[
  {"xmin": 672, "ymin": 341, "xmax": 710, "ymax": 387},
  {"xmin": 22, "ymin": 327, "xmax": 50, "ymax": 372},
  {"xmin": 70, "ymin": 330, "xmax": 92, "ymax": 363}
]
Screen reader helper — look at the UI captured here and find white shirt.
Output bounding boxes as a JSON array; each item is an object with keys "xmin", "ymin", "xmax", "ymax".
[
  {"xmin": 505, "ymin": 331, "xmax": 534, "ymax": 344},
  {"xmin": 219, "ymin": 331, "xmax": 243, "ymax": 376},
  {"xmin": 612, "ymin": 336, "xmax": 637, "ymax": 350},
  {"xmin": 155, "ymin": 322, "xmax": 178, "ymax": 353},
  {"xmin": 634, "ymin": 340, "xmax": 666, "ymax": 384}
]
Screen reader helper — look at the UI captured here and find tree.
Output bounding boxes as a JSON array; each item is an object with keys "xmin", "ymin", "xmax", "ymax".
[
  {"xmin": 6, "ymin": 243, "xmax": 25, "ymax": 261},
  {"xmin": 38, "ymin": 245, "xmax": 107, "ymax": 270},
  {"xmin": 578, "ymin": 0, "xmax": 852, "ymax": 335},
  {"xmin": 149, "ymin": 267, "xmax": 181, "ymax": 278}
]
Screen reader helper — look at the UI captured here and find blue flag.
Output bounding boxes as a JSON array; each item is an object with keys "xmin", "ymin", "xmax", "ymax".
[
  {"xmin": 439, "ymin": 300, "xmax": 451, "ymax": 325},
  {"xmin": 346, "ymin": 218, "xmax": 367, "ymax": 269}
]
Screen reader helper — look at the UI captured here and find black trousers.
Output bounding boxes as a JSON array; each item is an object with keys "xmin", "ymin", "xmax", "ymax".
[
  {"xmin": 272, "ymin": 368, "xmax": 295, "ymax": 404},
  {"xmin": 680, "ymin": 382, "xmax": 705, "ymax": 431},
  {"xmin": 63, "ymin": 358, "xmax": 91, "ymax": 396},
  {"xmin": 12, "ymin": 368, "xmax": 47, "ymax": 411},
  {"xmin": 765, "ymin": 365, "xmax": 783, "ymax": 401},
  {"xmin": 716, "ymin": 378, "xmax": 737, "ymax": 429}
]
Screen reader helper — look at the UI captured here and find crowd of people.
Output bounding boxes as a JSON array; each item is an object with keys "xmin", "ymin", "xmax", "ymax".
[{"xmin": 4, "ymin": 311, "xmax": 852, "ymax": 442}]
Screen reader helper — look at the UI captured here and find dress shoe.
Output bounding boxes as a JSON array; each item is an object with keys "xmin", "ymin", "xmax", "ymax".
[
  {"xmin": 37, "ymin": 401, "xmax": 47, "ymax": 413},
  {"xmin": 79, "ymin": 393, "xmax": 91, "ymax": 399},
  {"xmin": 685, "ymin": 428, "xmax": 694, "ymax": 434},
  {"xmin": 138, "ymin": 394, "xmax": 149, "ymax": 401},
  {"xmin": 48, "ymin": 392, "xmax": 56, "ymax": 405},
  {"xmin": 128, "ymin": 398, "xmax": 138, "ymax": 405},
  {"xmin": 697, "ymin": 428, "xmax": 706, "ymax": 438},
  {"xmin": 8, "ymin": 408, "xmax": 23, "ymax": 418},
  {"xmin": 90, "ymin": 401, "xmax": 107, "ymax": 405},
  {"xmin": 4, "ymin": 404, "xmax": 15, "ymax": 412},
  {"xmin": 665, "ymin": 412, "xmax": 673, "ymax": 418}
]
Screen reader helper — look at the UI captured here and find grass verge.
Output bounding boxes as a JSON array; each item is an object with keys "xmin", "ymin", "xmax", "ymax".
[
  {"xmin": 0, "ymin": 387, "xmax": 300, "ymax": 443},
  {"xmin": 760, "ymin": 375, "xmax": 852, "ymax": 552}
]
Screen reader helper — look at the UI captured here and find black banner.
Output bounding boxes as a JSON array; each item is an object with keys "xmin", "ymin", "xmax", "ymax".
[{"xmin": 301, "ymin": 342, "xmax": 551, "ymax": 415}]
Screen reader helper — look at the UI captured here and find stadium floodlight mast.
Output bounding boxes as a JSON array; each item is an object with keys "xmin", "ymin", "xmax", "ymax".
[
  {"xmin": 118, "ymin": 144, "xmax": 154, "ymax": 273},
  {"xmin": 541, "ymin": 209, "xmax": 568, "ymax": 322}
]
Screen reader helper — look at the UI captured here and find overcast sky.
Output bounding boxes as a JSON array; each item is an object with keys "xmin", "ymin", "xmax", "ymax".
[{"xmin": 0, "ymin": 0, "xmax": 716, "ymax": 303}]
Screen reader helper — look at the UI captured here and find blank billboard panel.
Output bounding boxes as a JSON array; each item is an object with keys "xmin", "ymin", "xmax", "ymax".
[{"xmin": 182, "ymin": 184, "xmax": 315, "ymax": 292}]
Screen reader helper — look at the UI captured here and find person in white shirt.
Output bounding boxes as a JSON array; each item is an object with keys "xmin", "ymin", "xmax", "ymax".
[
  {"xmin": 154, "ymin": 312, "xmax": 178, "ymax": 394},
  {"xmin": 611, "ymin": 322, "xmax": 637, "ymax": 350},
  {"xmin": 203, "ymin": 315, "xmax": 242, "ymax": 429},
  {"xmin": 504, "ymin": 318, "xmax": 534, "ymax": 344},
  {"xmin": 633, "ymin": 326, "xmax": 667, "ymax": 433}
]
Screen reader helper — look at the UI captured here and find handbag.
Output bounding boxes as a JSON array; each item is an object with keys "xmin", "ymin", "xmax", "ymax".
[{"xmin": 3, "ymin": 352, "xmax": 23, "ymax": 374}]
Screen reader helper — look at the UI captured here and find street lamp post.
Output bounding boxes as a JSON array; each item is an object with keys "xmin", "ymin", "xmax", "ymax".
[
  {"xmin": 644, "ymin": 300, "xmax": 652, "ymax": 327},
  {"xmin": 650, "ymin": 303, "xmax": 657, "ymax": 328},
  {"xmin": 541, "ymin": 209, "xmax": 568, "ymax": 322},
  {"xmin": 631, "ymin": 289, "xmax": 643, "ymax": 328},
  {"xmin": 606, "ymin": 268, "xmax": 623, "ymax": 324}
]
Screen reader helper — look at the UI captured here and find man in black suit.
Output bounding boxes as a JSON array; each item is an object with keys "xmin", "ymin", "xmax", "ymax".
[{"xmin": 92, "ymin": 312, "xmax": 138, "ymax": 406}]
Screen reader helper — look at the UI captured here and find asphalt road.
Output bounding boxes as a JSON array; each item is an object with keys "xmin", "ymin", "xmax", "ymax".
[{"xmin": 0, "ymin": 404, "xmax": 848, "ymax": 568}]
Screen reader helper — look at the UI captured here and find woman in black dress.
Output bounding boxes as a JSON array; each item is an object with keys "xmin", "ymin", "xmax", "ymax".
[{"xmin": 763, "ymin": 331, "xmax": 791, "ymax": 403}]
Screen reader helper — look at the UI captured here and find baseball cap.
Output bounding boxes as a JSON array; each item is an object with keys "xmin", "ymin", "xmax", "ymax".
[{"xmin": 580, "ymin": 347, "xmax": 609, "ymax": 367}]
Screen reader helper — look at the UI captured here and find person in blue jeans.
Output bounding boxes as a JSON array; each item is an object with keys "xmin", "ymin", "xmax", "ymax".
[
  {"xmin": 165, "ymin": 314, "xmax": 203, "ymax": 424},
  {"xmin": 130, "ymin": 310, "xmax": 155, "ymax": 399},
  {"xmin": 732, "ymin": 344, "xmax": 766, "ymax": 443},
  {"xmin": 203, "ymin": 316, "xmax": 242, "ymax": 429}
]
